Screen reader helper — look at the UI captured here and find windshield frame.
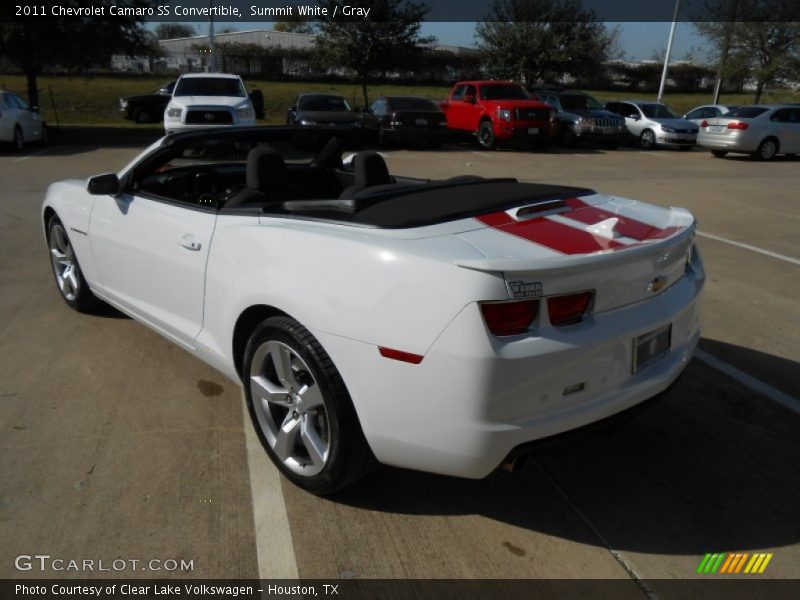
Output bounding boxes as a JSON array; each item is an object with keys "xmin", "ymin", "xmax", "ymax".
[
  {"xmin": 559, "ymin": 94, "xmax": 602, "ymax": 111},
  {"xmin": 298, "ymin": 95, "xmax": 352, "ymax": 112},
  {"xmin": 639, "ymin": 103, "xmax": 678, "ymax": 119}
]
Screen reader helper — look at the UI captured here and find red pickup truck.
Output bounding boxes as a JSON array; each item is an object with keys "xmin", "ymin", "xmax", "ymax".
[{"xmin": 440, "ymin": 81, "xmax": 555, "ymax": 150}]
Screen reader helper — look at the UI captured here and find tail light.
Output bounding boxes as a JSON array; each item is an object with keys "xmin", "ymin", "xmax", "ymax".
[
  {"xmin": 547, "ymin": 292, "xmax": 593, "ymax": 327},
  {"xmin": 700, "ymin": 120, "xmax": 708, "ymax": 128},
  {"xmin": 727, "ymin": 121, "xmax": 749, "ymax": 130},
  {"xmin": 480, "ymin": 300, "xmax": 539, "ymax": 337}
]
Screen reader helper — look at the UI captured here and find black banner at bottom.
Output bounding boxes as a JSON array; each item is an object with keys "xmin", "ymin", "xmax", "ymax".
[{"xmin": 5, "ymin": 579, "xmax": 800, "ymax": 600}]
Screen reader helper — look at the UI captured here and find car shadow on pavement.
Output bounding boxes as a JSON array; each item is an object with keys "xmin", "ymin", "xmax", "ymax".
[
  {"xmin": 332, "ymin": 340, "xmax": 800, "ymax": 555},
  {"xmin": 0, "ymin": 127, "xmax": 161, "ymax": 158}
]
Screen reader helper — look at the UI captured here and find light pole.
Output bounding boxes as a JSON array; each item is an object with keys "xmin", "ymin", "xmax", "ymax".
[
  {"xmin": 208, "ymin": 0, "xmax": 216, "ymax": 72},
  {"xmin": 657, "ymin": 0, "xmax": 681, "ymax": 104}
]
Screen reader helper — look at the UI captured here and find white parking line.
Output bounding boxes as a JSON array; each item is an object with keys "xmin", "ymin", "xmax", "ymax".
[
  {"xmin": 695, "ymin": 349, "xmax": 800, "ymax": 416},
  {"xmin": 12, "ymin": 147, "xmax": 52, "ymax": 162},
  {"xmin": 241, "ymin": 396, "xmax": 299, "ymax": 578},
  {"xmin": 697, "ymin": 231, "xmax": 800, "ymax": 266},
  {"xmin": 471, "ymin": 150, "xmax": 492, "ymax": 157}
]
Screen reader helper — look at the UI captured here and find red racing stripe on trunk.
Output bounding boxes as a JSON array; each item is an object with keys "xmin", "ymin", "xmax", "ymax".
[
  {"xmin": 564, "ymin": 197, "xmax": 683, "ymax": 241},
  {"xmin": 476, "ymin": 214, "xmax": 624, "ymax": 255}
]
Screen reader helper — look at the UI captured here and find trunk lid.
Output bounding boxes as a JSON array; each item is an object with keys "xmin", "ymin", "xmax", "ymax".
[{"xmin": 455, "ymin": 193, "xmax": 695, "ymax": 312}]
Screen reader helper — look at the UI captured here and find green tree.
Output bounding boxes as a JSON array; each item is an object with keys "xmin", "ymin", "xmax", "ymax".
[
  {"xmin": 273, "ymin": 16, "xmax": 316, "ymax": 35},
  {"xmin": 314, "ymin": 0, "xmax": 433, "ymax": 107},
  {"xmin": 695, "ymin": 1, "xmax": 800, "ymax": 102},
  {"xmin": 475, "ymin": 0, "xmax": 616, "ymax": 85},
  {"xmin": 154, "ymin": 23, "xmax": 195, "ymax": 40},
  {"xmin": 0, "ymin": 1, "xmax": 155, "ymax": 108}
]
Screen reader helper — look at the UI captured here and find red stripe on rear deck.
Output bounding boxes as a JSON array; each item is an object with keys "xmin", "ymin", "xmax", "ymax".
[
  {"xmin": 476, "ymin": 214, "xmax": 624, "ymax": 255},
  {"xmin": 564, "ymin": 198, "xmax": 683, "ymax": 241}
]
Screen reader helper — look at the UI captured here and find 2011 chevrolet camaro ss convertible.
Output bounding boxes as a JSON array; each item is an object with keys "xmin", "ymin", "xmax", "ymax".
[{"xmin": 42, "ymin": 127, "xmax": 704, "ymax": 494}]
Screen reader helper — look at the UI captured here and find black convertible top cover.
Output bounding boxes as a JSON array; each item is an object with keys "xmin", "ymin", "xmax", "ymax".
[{"xmin": 350, "ymin": 179, "xmax": 595, "ymax": 229}]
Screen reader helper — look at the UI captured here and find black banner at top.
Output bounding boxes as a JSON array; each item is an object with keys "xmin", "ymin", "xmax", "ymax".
[{"xmin": 4, "ymin": 0, "xmax": 800, "ymax": 23}]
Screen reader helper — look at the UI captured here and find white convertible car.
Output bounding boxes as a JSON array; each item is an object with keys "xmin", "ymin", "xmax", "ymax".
[{"xmin": 42, "ymin": 127, "xmax": 704, "ymax": 494}]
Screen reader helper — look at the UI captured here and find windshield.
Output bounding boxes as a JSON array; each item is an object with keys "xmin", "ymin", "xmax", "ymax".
[
  {"xmin": 479, "ymin": 84, "xmax": 531, "ymax": 100},
  {"xmin": 728, "ymin": 106, "xmax": 768, "ymax": 119},
  {"xmin": 174, "ymin": 77, "xmax": 246, "ymax": 97},
  {"xmin": 299, "ymin": 95, "xmax": 352, "ymax": 112},
  {"xmin": 640, "ymin": 104, "xmax": 677, "ymax": 119},
  {"xmin": 560, "ymin": 94, "xmax": 602, "ymax": 111},
  {"xmin": 391, "ymin": 97, "xmax": 439, "ymax": 111}
]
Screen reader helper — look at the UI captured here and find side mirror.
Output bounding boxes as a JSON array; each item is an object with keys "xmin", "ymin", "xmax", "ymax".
[
  {"xmin": 288, "ymin": 106, "xmax": 296, "ymax": 112},
  {"xmin": 157, "ymin": 88, "xmax": 169, "ymax": 95},
  {"xmin": 362, "ymin": 107, "xmax": 372, "ymax": 114},
  {"xmin": 464, "ymin": 94, "xmax": 475, "ymax": 104},
  {"xmin": 30, "ymin": 106, "xmax": 40, "ymax": 113},
  {"xmin": 630, "ymin": 114, "xmax": 641, "ymax": 121},
  {"xmin": 87, "ymin": 173, "xmax": 121, "ymax": 196}
]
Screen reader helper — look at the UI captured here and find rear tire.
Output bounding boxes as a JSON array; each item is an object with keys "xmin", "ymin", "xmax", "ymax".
[
  {"xmin": 47, "ymin": 216, "xmax": 100, "ymax": 312},
  {"xmin": 754, "ymin": 137, "xmax": 779, "ymax": 161},
  {"xmin": 711, "ymin": 150, "xmax": 728, "ymax": 158},
  {"xmin": 243, "ymin": 316, "xmax": 375, "ymax": 495},
  {"xmin": 477, "ymin": 121, "xmax": 496, "ymax": 150},
  {"xmin": 13, "ymin": 126, "xmax": 24, "ymax": 151}
]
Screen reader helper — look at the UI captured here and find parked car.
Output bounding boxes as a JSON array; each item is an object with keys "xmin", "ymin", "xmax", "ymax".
[
  {"xmin": 682, "ymin": 104, "xmax": 737, "ymax": 126},
  {"xmin": 119, "ymin": 81, "xmax": 175, "ymax": 124},
  {"xmin": 163, "ymin": 73, "xmax": 256, "ymax": 133},
  {"xmin": 532, "ymin": 89, "xmax": 626, "ymax": 147},
  {"xmin": 42, "ymin": 126, "xmax": 703, "ymax": 494},
  {"xmin": 286, "ymin": 93, "xmax": 363, "ymax": 131},
  {"xmin": 362, "ymin": 96, "xmax": 449, "ymax": 147},
  {"xmin": 440, "ymin": 81, "xmax": 555, "ymax": 150},
  {"xmin": 697, "ymin": 104, "xmax": 800, "ymax": 160},
  {"xmin": 0, "ymin": 90, "xmax": 47, "ymax": 151},
  {"xmin": 605, "ymin": 100, "xmax": 698, "ymax": 149}
]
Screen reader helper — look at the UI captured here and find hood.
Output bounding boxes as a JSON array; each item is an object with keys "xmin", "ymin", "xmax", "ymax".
[
  {"xmin": 169, "ymin": 96, "xmax": 250, "ymax": 108},
  {"xmin": 650, "ymin": 117, "xmax": 698, "ymax": 130},
  {"xmin": 296, "ymin": 110, "xmax": 362, "ymax": 124},
  {"xmin": 482, "ymin": 99, "xmax": 550, "ymax": 110}
]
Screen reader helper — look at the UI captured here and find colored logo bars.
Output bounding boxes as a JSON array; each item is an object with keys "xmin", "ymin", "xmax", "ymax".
[{"xmin": 697, "ymin": 552, "xmax": 773, "ymax": 574}]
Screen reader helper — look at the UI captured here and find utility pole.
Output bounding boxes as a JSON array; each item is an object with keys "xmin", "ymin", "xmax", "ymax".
[
  {"xmin": 208, "ymin": 0, "xmax": 216, "ymax": 72},
  {"xmin": 657, "ymin": 0, "xmax": 681, "ymax": 104}
]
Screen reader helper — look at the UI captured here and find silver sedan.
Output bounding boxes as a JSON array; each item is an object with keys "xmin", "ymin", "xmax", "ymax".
[
  {"xmin": 697, "ymin": 105, "xmax": 800, "ymax": 160},
  {"xmin": 605, "ymin": 100, "xmax": 698, "ymax": 149}
]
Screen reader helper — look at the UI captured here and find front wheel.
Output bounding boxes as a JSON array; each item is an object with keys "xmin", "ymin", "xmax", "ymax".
[
  {"xmin": 639, "ymin": 128, "xmax": 656, "ymax": 150},
  {"xmin": 47, "ymin": 216, "xmax": 99, "ymax": 312},
  {"xmin": 711, "ymin": 150, "xmax": 728, "ymax": 158},
  {"xmin": 13, "ymin": 126, "xmax": 24, "ymax": 151},
  {"xmin": 243, "ymin": 316, "xmax": 375, "ymax": 495},
  {"xmin": 40, "ymin": 123, "xmax": 48, "ymax": 144},
  {"xmin": 477, "ymin": 121, "xmax": 496, "ymax": 150}
]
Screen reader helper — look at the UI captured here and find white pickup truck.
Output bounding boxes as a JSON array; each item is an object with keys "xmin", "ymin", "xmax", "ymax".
[{"xmin": 163, "ymin": 73, "xmax": 256, "ymax": 133}]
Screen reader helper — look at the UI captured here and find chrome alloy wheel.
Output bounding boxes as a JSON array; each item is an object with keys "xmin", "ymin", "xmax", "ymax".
[
  {"xmin": 49, "ymin": 223, "xmax": 80, "ymax": 301},
  {"xmin": 250, "ymin": 341, "xmax": 330, "ymax": 476}
]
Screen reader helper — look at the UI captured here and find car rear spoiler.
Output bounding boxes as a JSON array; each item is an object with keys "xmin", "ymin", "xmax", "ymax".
[{"xmin": 454, "ymin": 222, "xmax": 695, "ymax": 275}]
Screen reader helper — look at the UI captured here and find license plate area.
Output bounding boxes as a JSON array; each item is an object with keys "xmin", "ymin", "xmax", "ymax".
[
  {"xmin": 528, "ymin": 127, "xmax": 540, "ymax": 134},
  {"xmin": 632, "ymin": 324, "xmax": 671, "ymax": 374},
  {"xmin": 415, "ymin": 118, "xmax": 428, "ymax": 126}
]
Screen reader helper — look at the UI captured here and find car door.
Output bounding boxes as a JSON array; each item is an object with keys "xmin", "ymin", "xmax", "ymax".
[
  {"xmin": 771, "ymin": 108, "xmax": 800, "ymax": 152},
  {"xmin": 89, "ymin": 161, "xmax": 217, "ymax": 349},
  {"xmin": 619, "ymin": 103, "xmax": 644, "ymax": 136},
  {"xmin": 11, "ymin": 94, "xmax": 42, "ymax": 140},
  {"xmin": 0, "ymin": 94, "xmax": 17, "ymax": 141},
  {"xmin": 448, "ymin": 84, "xmax": 472, "ymax": 130}
]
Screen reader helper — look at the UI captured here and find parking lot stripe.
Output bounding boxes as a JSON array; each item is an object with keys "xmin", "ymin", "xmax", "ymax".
[
  {"xmin": 695, "ymin": 349, "xmax": 800, "ymax": 415},
  {"xmin": 241, "ymin": 396, "xmax": 299, "ymax": 578},
  {"xmin": 12, "ymin": 147, "xmax": 53, "ymax": 162},
  {"xmin": 697, "ymin": 231, "xmax": 800, "ymax": 266}
]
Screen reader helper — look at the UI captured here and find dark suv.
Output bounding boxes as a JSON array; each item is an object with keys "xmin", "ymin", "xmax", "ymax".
[{"xmin": 533, "ymin": 90, "xmax": 626, "ymax": 148}]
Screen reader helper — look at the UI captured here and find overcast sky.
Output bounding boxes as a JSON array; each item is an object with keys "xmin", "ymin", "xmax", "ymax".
[{"xmin": 155, "ymin": 21, "xmax": 713, "ymax": 62}]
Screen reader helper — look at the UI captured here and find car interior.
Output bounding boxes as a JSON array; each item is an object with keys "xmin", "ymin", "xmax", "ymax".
[{"xmin": 127, "ymin": 129, "xmax": 590, "ymax": 228}]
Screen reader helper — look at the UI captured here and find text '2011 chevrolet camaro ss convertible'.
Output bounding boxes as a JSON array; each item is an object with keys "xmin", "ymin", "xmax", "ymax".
[{"xmin": 43, "ymin": 127, "xmax": 704, "ymax": 494}]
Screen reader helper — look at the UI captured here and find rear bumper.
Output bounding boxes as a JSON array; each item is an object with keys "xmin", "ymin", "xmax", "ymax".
[
  {"xmin": 697, "ymin": 131, "xmax": 758, "ymax": 152},
  {"xmin": 315, "ymin": 267, "xmax": 704, "ymax": 479}
]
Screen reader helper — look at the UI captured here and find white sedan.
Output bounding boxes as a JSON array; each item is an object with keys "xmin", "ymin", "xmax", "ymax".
[
  {"xmin": 163, "ymin": 73, "xmax": 256, "ymax": 133},
  {"xmin": 42, "ymin": 127, "xmax": 704, "ymax": 494},
  {"xmin": 0, "ymin": 91, "xmax": 47, "ymax": 150}
]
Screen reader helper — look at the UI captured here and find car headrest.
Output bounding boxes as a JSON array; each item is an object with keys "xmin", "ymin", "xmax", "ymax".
[
  {"xmin": 353, "ymin": 151, "xmax": 391, "ymax": 187},
  {"xmin": 314, "ymin": 137, "xmax": 344, "ymax": 170},
  {"xmin": 247, "ymin": 147, "xmax": 286, "ymax": 192}
]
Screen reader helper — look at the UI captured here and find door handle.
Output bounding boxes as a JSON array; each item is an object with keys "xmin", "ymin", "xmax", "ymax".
[{"xmin": 179, "ymin": 234, "xmax": 201, "ymax": 251}]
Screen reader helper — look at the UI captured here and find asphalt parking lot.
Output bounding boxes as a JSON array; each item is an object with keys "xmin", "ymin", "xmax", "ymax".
[{"xmin": 1, "ymin": 137, "xmax": 798, "ymax": 589}]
